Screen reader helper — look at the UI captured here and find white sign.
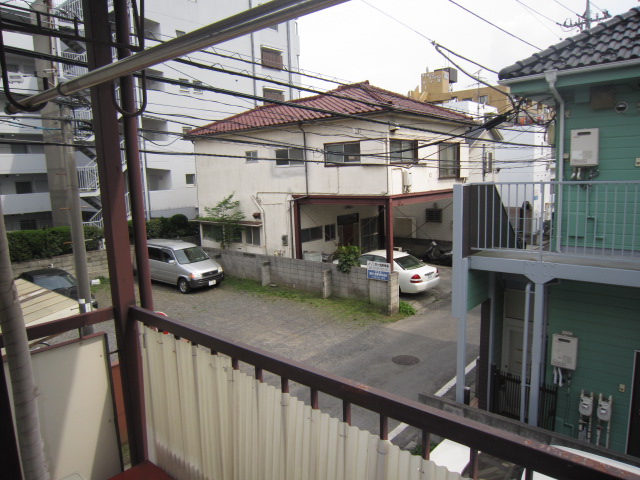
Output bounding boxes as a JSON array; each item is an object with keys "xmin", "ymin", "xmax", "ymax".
[{"xmin": 367, "ymin": 261, "xmax": 390, "ymax": 281}]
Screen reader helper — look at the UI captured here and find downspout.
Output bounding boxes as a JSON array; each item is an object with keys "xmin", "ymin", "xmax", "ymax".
[
  {"xmin": 250, "ymin": 195, "xmax": 266, "ymax": 254},
  {"xmin": 286, "ymin": 20, "xmax": 295, "ymax": 99},
  {"xmin": 249, "ymin": 0, "xmax": 258, "ymax": 107},
  {"xmin": 545, "ymin": 70, "xmax": 564, "ymax": 253},
  {"xmin": 520, "ymin": 282, "xmax": 533, "ymax": 423},
  {"xmin": 298, "ymin": 123, "xmax": 309, "ymax": 195}
]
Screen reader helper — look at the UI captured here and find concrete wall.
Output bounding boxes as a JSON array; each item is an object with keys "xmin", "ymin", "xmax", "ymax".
[
  {"xmin": 10, "ymin": 246, "xmax": 134, "ymax": 281},
  {"xmin": 206, "ymin": 247, "xmax": 399, "ymax": 314}
]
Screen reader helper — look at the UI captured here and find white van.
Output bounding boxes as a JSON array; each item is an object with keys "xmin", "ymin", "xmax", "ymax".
[{"xmin": 147, "ymin": 239, "xmax": 224, "ymax": 293}]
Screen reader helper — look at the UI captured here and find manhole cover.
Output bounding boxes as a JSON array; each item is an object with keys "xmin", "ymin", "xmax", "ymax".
[{"xmin": 392, "ymin": 355, "xmax": 420, "ymax": 366}]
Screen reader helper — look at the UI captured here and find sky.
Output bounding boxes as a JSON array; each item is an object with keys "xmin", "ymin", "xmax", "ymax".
[{"xmin": 296, "ymin": 0, "xmax": 639, "ymax": 95}]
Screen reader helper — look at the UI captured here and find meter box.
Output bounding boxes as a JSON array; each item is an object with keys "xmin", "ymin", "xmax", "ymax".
[
  {"xmin": 551, "ymin": 333, "xmax": 578, "ymax": 370},
  {"xmin": 570, "ymin": 128, "xmax": 599, "ymax": 167}
]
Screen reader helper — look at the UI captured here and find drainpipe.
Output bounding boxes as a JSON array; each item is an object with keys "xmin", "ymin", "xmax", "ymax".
[
  {"xmin": 545, "ymin": 71, "xmax": 564, "ymax": 253},
  {"xmin": 298, "ymin": 123, "xmax": 309, "ymax": 195},
  {"xmin": 520, "ymin": 282, "xmax": 533, "ymax": 423},
  {"xmin": 250, "ymin": 195, "xmax": 266, "ymax": 254}
]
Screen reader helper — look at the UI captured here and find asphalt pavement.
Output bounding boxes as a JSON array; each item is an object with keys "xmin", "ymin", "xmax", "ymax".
[{"xmin": 91, "ymin": 265, "xmax": 480, "ymax": 445}]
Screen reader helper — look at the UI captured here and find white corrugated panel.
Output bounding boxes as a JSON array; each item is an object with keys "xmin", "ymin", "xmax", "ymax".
[{"xmin": 141, "ymin": 326, "xmax": 467, "ymax": 480}]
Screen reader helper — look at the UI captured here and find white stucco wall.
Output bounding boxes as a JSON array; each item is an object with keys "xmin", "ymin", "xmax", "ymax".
[{"xmin": 195, "ymin": 113, "xmax": 472, "ymax": 256}]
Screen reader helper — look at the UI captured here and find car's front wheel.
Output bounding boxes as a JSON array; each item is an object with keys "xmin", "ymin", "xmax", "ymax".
[{"xmin": 178, "ymin": 278, "xmax": 191, "ymax": 294}]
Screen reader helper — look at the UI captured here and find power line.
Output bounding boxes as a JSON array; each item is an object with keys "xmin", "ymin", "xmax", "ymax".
[{"xmin": 446, "ymin": 0, "xmax": 541, "ymax": 50}]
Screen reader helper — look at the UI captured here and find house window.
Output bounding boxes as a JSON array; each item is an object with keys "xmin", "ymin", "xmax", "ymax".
[
  {"xmin": 389, "ymin": 139, "xmax": 417, "ymax": 163},
  {"xmin": 300, "ymin": 226, "xmax": 322, "ymax": 243},
  {"xmin": 179, "ymin": 78, "xmax": 190, "ymax": 92},
  {"xmin": 324, "ymin": 224, "xmax": 336, "ymax": 241},
  {"xmin": 426, "ymin": 208, "xmax": 443, "ymax": 223},
  {"xmin": 485, "ymin": 152, "xmax": 493, "ymax": 172},
  {"xmin": 202, "ymin": 224, "xmax": 223, "ymax": 241},
  {"xmin": 438, "ymin": 143, "xmax": 460, "ymax": 179},
  {"xmin": 185, "ymin": 174, "xmax": 196, "ymax": 185},
  {"xmin": 245, "ymin": 226, "xmax": 261, "ymax": 246},
  {"xmin": 261, "ymin": 47, "xmax": 283, "ymax": 70},
  {"xmin": 246, "ymin": 150, "xmax": 258, "ymax": 163},
  {"xmin": 478, "ymin": 95, "xmax": 489, "ymax": 104},
  {"xmin": 19, "ymin": 219, "xmax": 37, "ymax": 230},
  {"xmin": 263, "ymin": 87, "xmax": 285, "ymax": 103},
  {"xmin": 15, "ymin": 181, "xmax": 33, "ymax": 194},
  {"xmin": 325, "ymin": 142, "xmax": 360, "ymax": 164},
  {"xmin": 192, "ymin": 80, "xmax": 203, "ymax": 94},
  {"xmin": 275, "ymin": 147, "xmax": 303, "ymax": 166}
]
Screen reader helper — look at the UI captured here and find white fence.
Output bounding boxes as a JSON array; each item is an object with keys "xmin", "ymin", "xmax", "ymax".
[{"xmin": 141, "ymin": 326, "xmax": 464, "ymax": 480}]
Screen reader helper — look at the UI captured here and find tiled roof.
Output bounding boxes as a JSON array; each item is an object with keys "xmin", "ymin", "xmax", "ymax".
[
  {"xmin": 499, "ymin": 6, "xmax": 640, "ymax": 80},
  {"xmin": 188, "ymin": 81, "xmax": 473, "ymax": 136}
]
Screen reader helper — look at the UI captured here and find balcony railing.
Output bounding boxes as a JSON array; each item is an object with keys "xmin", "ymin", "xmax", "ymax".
[
  {"xmin": 3, "ymin": 306, "xmax": 635, "ymax": 479},
  {"xmin": 77, "ymin": 164, "xmax": 99, "ymax": 192},
  {"xmin": 460, "ymin": 181, "xmax": 640, "ymax": 261}
]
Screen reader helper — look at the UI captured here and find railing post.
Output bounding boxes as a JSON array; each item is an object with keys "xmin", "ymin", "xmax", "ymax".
[
  {"xmin": 421, "ymin": 430, "xmax": 430, "ymax": 460},
  {"xmin": 379, "ymin": 415, "xmax": 388, "ymax": 440}
]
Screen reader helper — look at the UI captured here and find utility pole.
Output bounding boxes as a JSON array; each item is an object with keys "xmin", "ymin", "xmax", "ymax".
[
  {"xmin": 563, "ymin": 0, "xmax": 610, "ymax": 32},
  {"xmin": 33, "ymin": 1, "xmax": 93, "ymax": 329}
]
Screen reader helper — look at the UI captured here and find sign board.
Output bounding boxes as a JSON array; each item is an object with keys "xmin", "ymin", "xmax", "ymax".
[{"xmin": 367, "ymin": 261, "xmax": 390, "ymax": 281}]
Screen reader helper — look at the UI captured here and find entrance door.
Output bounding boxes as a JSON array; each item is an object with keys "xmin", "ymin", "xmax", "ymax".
[
  {"xmin": 628, "ymin": 352, "xmax": 640, "ymax": 457},
  {"xmin": 338, "ymin": 223, "xmax": 357, "ymax": 246}
]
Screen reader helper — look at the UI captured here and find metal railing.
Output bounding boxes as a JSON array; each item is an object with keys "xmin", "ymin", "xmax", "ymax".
[
  {"xmin": 77, "ymin": 164, "xmax": 99, "ymax": 192},
  {"xmin": 1, "ymin": 307, "xmax": 637, "ymax": 479},
  {"xmin": 61, "ymin": 51, "xmax": 88, "ymax": 79},
  {"xmin": 463, "ymin": 181, "xmax": 640, "ymax": 261}
]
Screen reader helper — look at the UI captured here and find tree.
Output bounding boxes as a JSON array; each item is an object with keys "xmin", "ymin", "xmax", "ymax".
[{"xmin": 202, "ymin": 194, "xmax": 245, "ymax": 249}]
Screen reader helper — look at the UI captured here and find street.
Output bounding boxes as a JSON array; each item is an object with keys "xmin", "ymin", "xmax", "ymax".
[{"xmin": 93, "ymin": 265, "xmax": 480, "ymax": 444}]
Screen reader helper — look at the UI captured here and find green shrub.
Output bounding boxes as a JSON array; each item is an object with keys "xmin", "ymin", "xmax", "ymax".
[
  {"xmin": 336, "ymin": 245, "xmax": 361, "ymax": 273},
  {"xmin": 146, "ymin": 217, "xmax": 170, "ymax": 239},
  {"xmin": 7, "ymin": 225, "xmax": 105, "ymax": 263}
]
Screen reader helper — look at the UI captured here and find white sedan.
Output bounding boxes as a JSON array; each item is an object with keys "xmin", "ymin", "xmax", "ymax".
[{"xmin": 358, "ymin": 250, "xmax": 440, "ymax": 294}]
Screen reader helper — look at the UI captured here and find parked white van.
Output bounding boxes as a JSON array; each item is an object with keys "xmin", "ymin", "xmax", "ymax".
[{"xmin": 147, "ymin": 239, "xmax": 224, "ymax": 293}]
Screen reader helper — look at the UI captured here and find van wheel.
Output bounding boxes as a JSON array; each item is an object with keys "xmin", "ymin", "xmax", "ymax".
[{"xmin": 178, "ymin": 278, "xmax": 191, "ymax": 294}]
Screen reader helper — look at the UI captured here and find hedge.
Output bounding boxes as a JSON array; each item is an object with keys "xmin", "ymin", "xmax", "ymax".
[{"xmin": 7, "ymin": 225, "xmax": 104, "ymax": 263}]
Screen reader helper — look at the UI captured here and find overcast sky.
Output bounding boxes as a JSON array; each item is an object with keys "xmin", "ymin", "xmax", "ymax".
[{"xmin": 297, "ymin": 0, "xmax": 638, "ymax": 95}]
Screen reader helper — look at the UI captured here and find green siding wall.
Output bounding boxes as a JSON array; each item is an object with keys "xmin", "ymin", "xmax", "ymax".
[
  {"xmin": 467, "ymin": 270, "xmax": 489, "ymax": 311},
  {"xmin": 556, "ymin": 86, "xmax": 640, "ymax": 252},
  {"xmin": 547, "ymin": 280, "xmax": 640, "ymax": 453}
]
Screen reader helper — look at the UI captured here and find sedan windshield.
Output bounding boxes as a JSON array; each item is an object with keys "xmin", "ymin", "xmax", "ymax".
[
  {"xmin": 174, "ymin": 246, "xmax": 209, "ymax": 264},
  {"xmin": 395, "ymin": 254, "xmax": 425, "ymax": 271},
  {"xmin": 33, "ymin": 273, "xmax": 76, "ymax": 290}
]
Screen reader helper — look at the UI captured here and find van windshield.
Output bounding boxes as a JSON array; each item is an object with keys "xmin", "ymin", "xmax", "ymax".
[{"xmin": 174, "ymin": 246, "xmax": 209, "ymax": 264}]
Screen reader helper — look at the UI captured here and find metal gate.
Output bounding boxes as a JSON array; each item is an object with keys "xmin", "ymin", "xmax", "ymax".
[{"xmin": 491, "ymin": 368, "xmax": 558, "ymax": 431}]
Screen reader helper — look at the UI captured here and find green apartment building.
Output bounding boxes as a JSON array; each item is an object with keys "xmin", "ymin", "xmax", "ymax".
[{"xmin": 453, "ymin": 7, "xmax": 640, "ymax": 458}]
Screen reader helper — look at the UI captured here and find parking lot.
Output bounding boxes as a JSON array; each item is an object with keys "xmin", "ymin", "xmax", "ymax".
[{"xmin": 90, "ymin": 264, "xmax": 479, "ymax": 439}]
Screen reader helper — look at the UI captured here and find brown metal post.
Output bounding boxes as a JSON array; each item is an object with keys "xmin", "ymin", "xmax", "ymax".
[
  {"xmin": 82, "ymin": 0, "xmax": 146, "ymax": 465},
  {"xmin": 385, "ymin": 198, "xmax": 394, "ymax": 269},
  {"xmin": 113, "ymin": 0, "xmax": 154, "ymax": 311},
  {"xmin": 293, "ymin": 199, "xmax": 302, "ymax": 259}
]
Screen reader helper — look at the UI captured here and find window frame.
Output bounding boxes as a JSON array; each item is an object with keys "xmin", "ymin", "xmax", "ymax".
[
  {"xmin": 245, "ymin": 150, "xmax": 258, "ymax": 163},
  {"xmin": 300, "ymin": 226, "xmax": 322, "ymax": 243},
  {"xmin": 438, "ymin": 143, "xmax": 460, "ymax": 179},
  {"xmin": 179, "ymin": 78, "xmax": 190, "ymax": 93},
  {"xmin": 275, "ymin": 147, "xmax": 304, "ymax": 166},
  {"xmin": 324, "ymin": 141, "xmax": 361, "ymax": 165},
  {"xmin": 185, "ymin": 173, "xmax": 196, "ymax": 186},
  {"xmin": 192, "ymin": 80, "xmax": 203, "ymax": 94},
  {"xmin": 261, "ymin": 47, "xmax": 284, "ymax": 70},
  {"xmin": 263, "ymin": 87, "xmax": 285, "ymax": 103},
  {"xmin": 245, "ymin": 226, "xmax": 261, "ymax": 246},
  {"xmin": 324, "ymin": 224, "xmax": 336, "ymax": 241},
  {"xmin": 389, "ymin": 139, "xmax": 418, "ymax": 163},
  {"xmin": 15, "ymin": 181, "xmax": 33, "ymax": 194}
]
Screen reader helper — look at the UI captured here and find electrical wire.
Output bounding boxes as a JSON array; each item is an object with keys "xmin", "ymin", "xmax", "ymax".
[{"xmin": 446, "ymin": 0, "xmax": 541, "ymax": 50}]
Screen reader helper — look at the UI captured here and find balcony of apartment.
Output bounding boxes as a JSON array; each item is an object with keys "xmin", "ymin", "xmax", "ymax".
[
  {"xmin": 455, "ymin": 181, "xmax": 640, "ymax": 287},
  {"xmin": 0, "ymin": 153, "xmax": 46, "ymax": 174},
  {"xmin": 0, "ymin": 192, "xmax": 51, "ymax": 215},
  {"xmin": 1, "ymin": 302, "xmax": 635, "ymax": 480}
]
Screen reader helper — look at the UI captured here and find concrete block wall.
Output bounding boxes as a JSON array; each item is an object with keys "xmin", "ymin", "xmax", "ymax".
[
  {"xmin": 10, "ymin": 246, "xmax": 135, "ymax": 280},
  {"xmin": 206, "ymin": 248, "xmax": 399, "ymax": 314}
]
